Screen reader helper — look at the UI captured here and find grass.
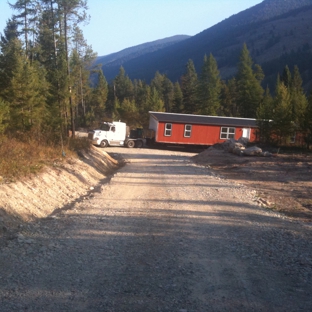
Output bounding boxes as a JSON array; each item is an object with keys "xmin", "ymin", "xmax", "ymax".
[{"xmin": 0, "ymin": 135, "xmax": 92, "ymax": 183}]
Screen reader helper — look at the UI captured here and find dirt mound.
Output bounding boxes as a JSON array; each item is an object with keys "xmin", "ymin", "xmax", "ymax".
[
  {"xmin": 0, "ymin": 146, "xmax": 120, "ymax": 233},
  {"xmin": 192, "ymin": 146, "xmax": 247, "ymax": 166}
]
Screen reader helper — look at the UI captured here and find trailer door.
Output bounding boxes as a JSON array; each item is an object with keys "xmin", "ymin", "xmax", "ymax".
[{"xmin": 242, "ymin": 128, "xmax": 251, "ymax": 139}]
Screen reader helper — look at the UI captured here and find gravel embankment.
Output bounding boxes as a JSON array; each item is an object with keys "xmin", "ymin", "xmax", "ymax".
[{"xmin": 0, "ymin": 147, "xmax": 311, "ymax": 311}]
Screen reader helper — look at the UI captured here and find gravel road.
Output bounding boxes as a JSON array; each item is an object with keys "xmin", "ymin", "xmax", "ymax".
[{"xmin": 0, "ymin": 147, "xmax": 312, "ymax": 311}]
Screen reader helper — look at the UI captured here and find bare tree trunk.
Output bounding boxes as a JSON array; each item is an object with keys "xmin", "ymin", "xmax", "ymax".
[{"xmin": 64, "ymin": 11, "xmax": 75, "ymax": 138}]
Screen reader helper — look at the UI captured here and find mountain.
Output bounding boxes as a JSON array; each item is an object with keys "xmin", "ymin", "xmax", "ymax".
[
  {"xmin": 95, "ymin": 35, "xmax": 190, "ymax": 68},
  {"xmin": 100, "ymin": 0, "xmax": 312, "ymax": 91}
]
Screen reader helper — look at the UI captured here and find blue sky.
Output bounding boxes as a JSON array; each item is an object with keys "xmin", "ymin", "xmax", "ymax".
[{"xmin": 0, "ymin": 0, "xmax": 262, "ymax": 56}]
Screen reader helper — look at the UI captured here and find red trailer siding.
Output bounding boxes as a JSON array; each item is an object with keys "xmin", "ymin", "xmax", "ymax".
[
  {"xmin": 156, "ymin": 122, "xmax": 257, "ymax": 145},
  {"xmin": 149, "ymin": 112, "xmax": 258, "ymax": 146}
]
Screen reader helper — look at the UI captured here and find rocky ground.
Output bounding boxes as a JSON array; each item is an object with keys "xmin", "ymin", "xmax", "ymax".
[
  {"xmin": 192, "ymin": 146, "xmax": 312, "ymax": 222},
  {"xmin": 0, "ymin": 146, "xmax": 311, "ymax": 311}
]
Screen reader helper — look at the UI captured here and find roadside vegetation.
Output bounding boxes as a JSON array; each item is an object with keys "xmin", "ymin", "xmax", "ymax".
[
  {"xmin": 0, "ymin": 1, "xmax": 312, "ymax": 183},
  {"xmin": 0, "ymin": 135, "xmax": 91, "ymax": 182}
]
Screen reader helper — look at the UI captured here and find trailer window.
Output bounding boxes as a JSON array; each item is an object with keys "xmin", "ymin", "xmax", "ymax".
[
  {"xmin": 184, "ymin": 124, "xmax": 192, "ymax": 137},
  {"xmin": 164, "ymin": 123, "xmax": 172, "ymax": 136},
  {"xmin": 220, "ymin": 127, "xmax": 235, "ymax": 139}
]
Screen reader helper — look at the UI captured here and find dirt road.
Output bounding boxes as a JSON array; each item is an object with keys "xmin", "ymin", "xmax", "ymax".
[{"xmin": 0, "ymin": 147, "xmax": 311, "ymax": 311}]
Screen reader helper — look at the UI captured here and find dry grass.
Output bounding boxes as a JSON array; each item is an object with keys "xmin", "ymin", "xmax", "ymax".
[{"xmin": 0, "ymin": 135, "xmax": 92, "ymax": 183}]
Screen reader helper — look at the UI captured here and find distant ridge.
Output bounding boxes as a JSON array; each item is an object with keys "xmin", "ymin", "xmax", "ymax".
[
  {"xmin": 95, "ymin": 35, "xmax": 190, "ymax": 68},
  {"xmin": 99, "ymin": 0, "xmax": 312, "ymax": 91}
]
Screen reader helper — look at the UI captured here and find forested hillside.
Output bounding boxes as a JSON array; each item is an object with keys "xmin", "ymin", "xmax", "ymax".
[{"xmin": 100, "ymin": 0, "xmax": 312, "ymax": 91}]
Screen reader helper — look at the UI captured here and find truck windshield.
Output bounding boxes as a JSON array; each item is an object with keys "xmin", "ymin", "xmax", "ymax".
[{"xmin": 99, "ymin": 124, "xmax": 110, "ymax": 131}]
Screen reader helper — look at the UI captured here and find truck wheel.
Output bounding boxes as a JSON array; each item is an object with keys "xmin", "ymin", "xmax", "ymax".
[
  {"xmin": 100, "ymin": 140, "xmax": 108, "ymax": 148},
  {"xmin": 127, "ymin": 140, "xmax": 135, "ymax": 148},
  {"xmin": 135, "ymin": 140, "xmax": 143, "ymax": 148}
]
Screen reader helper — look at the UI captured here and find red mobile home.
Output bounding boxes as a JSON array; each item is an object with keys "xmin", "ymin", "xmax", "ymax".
[{"xmin": 148, "ymin": 111, "xmax": 258, "ymax": 146}]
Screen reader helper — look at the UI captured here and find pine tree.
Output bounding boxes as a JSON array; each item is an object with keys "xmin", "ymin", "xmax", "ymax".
[
  {"xmin": 133, "ymin": 79, "xmax": 148, "ymax": 113},
  {"xmin": 9, "ymin": 0, "xmax": 38, "ymax": 57},
  {"xmin": 105, "ymin": 84, "xmax": 116, "ymax": 118},
  {"xmin": 57, "ymin": 0, "xmax": 89, "ymax": 137},
  {"xmin": 146, "ymin": 86, "xmax": 164, "ymax": 112},
  {"xmin": 118, "ymin": 98, "xmax": 139, "ymax": 127},
  {"xmin": 181, "ymin": 59, "xmax": 198, "ymax": 114},
  {"xmin": 0, "ymin": 98, "xmax": 10, "ymax": 135},
  {"xmin": 70, "ymin": 26, "xmax": 96, "ymax": 127},
  {"xmin": 36, "ymin": 2, "xmax": 70, "ymax": 139},
  {"xmin": 303, "ymin": 92, "xmax": 312, "ymax": 149},
  {"xmin": 151, "ymin": 72, "xmax": 174, "ymax": 112},
  {"xmin": 87, "ymin": 68, "xmax": 108, "ymax": 126},
  {"xmin": 162, "ymin": 76, "xmax": 174, "ymax": 112},
  {"xmin": 111, "ymin": 97, "xmax": 121, "ymax": 121},
  {"xmin": 172, "ymin": 82, "xmax": 183, "ymax": 113},
  {"xmin": 197, "ymin": 54, "xmax": 221, "ymax": 115},
  {"xmin": 256, "ymin": 86, "xmax": 274, "ymax": 143},
  {"xmin": 0, "ymin": 16, "xmax": 49, "ymax": 138},
  {"xmin": 114, "ymin": 66, "xmax": 134, "ymax": 103},
  {"xmin": 254, "ymin": 64, "xmax": 265, "ymax": 83},
  {"xmin": 0, "ymin": 17, "xmax": 19, "ymax": 44},
  {"xmin": 236, "ymin": 43, "xmax": 264, "ymax": 118},
  {"xmin": 290, "ymin": 66, "xmax": 307, "ymax": 131},
  {"xmin": 150, "ymin": 71, "xmax": 164, "ymax": 95},
  {"xmin": 281, "ymin": 65, "xmax": 292, "ymax": 89},
  {"xmin": 220, "ymin": 79, "xmax": 238, "ymax": 117},
  {"xmin": 5, "ymin": 57, "xmax": 49, "ymax": 134},
  {"xmin": 271, "ymin": 77, "xmax": 293, "ymax": 144},
  {"xmin": 0, "ymin": 19, "xmax": 21, "ymax": 94}
]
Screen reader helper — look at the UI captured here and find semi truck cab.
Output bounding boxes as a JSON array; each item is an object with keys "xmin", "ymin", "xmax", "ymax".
[{"xmin": 88, "ymin": 121, "xmax": 145, "ymax": 148}]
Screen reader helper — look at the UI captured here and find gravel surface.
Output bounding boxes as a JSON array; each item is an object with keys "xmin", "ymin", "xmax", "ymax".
[{"xmin": 0, "ymin": 147, "xmax": 311, "ymax": 311}]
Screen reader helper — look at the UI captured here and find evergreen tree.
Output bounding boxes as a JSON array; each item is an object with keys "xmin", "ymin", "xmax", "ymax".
[
  {"xmin": 133, "ymin": 79, "xmax": 148, "ymax": 113},
  {"xmin": 220, "ymin": 78, "xmax": 238, "ymax": 117},
  {"xmin": 181, "ymin": 59, "xmax": 197, "ymax": 114},
  {"xmin": 118, "ymin": 98, "xmax": 139, "ymax": 127},
  {"xmin": 146, "ymin": 86, "xmax": 164, "ymax": 112},
  {"xmin": 111, "ymin": 97, "xmax": 121, "ymax": 121},
  {"xmin": 281, "ymin": 65, "xmax": 292, "ymax": 89},
  {"xmin": 162, "ymin": 76, "xmax": 174, "ymax": 112},
  {"xmin": 114, "ymin": 66, "xmax": 134, "ymax": 103},
  {"xmin": 0, "ymin": 98, "xmax": 10, "ymax": 135},
  {"xmin": 0, "ymin": 16, "xmax": 50, "ymax": 139},
  {"xmin": 70, "ymin": 26, "xmax": 96, "ymax": 127},
  {"xmin": 303, "ymin": 92, "xmax": 312, "ymax": 149},
  {"xmin": 0, "ymin": 19, "xmax": 21, "ymax": 94},
  {"xmin": 57, "ymin": 0, "xmax": 89, "ymax": 137},
  {"xmin": 5, "ymin": 58, "xmax": 49, "ymax": 134},
  {"xmin": 105, "ymin": 84, "xmax": 116, "ymax": 119},
  {"xmin": 150, "ymin": 71, "xmax": 164, "ymax": 95},
  {"xmin": 271, "ymin": 77, "xmax": 293, "ymax": 144},
  {"xmin": 151, "ymin": 72, "xmax": 174, "ymax": 112},
  {"xmin": 87, "ymin": 68, "xmax": 108, "ymax": 126},
  {"xmin": 172, "ymin": 82, "xmax": 183, "ymax": 113},
  {"xmin": 290, "ymin": 66, "xmax": 307, "ymax": 131},
  {"xmin": 197, "ymin": 54, "xmax": 221, "ymax": 115},
  {"xmin": 35, "ymin": 8, "xmax": 68, "ymax": 140},
  {"xmin": 256, "ymin": 86, "xmax": 274, "ymax": 143},
  {"xmin": 0, "ymin": 17, "xmax": 19, "ymax": 44},
  {"xmin": 236, "ymin": 43, "xmax": 264, "ymax": 118},
  {"xmin": 9, "ymin": 0, "xmax": 38, "ymax": 57}
]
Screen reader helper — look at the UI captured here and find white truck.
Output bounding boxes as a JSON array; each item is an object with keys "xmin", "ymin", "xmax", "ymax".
[{"xmin": 88, "ymin": 121, "xmax": 145, "ymax": 148}]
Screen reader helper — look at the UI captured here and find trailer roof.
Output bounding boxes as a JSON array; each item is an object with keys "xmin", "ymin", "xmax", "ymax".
[{"xmin": 149, "ymin": 112, "xmax": 257, "ymax": 128}]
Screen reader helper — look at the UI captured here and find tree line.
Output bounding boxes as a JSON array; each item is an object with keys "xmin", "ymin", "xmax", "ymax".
[{"xmin": 0, "ymin": 0, "xmax": 312, "ymax": 147}]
